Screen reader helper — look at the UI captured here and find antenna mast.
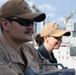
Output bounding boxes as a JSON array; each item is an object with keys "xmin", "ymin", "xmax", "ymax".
[{"xmin": 63, "ymin": 11, "xmax": 74, "ymax": 30}]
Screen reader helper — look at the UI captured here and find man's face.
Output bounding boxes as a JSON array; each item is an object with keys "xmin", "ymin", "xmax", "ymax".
[{"xmin": 1, "ymin": 17, "xmax": 34, "ymax": 43}]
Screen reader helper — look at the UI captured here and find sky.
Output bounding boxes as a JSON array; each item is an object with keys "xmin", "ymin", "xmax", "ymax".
[
  {"xmin": 0, "ymin": 0, "xmax": 76, "ymax": 32},
  {"xmin": 27, "ymin": 0, "xmax": 76, "ymax": 32},
  {"xmin": 26, "ymin": 0, "xmax": 76, "ymax": 25}
]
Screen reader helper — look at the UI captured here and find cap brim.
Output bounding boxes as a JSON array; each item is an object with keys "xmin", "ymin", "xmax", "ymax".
[
  {"xmin": 51, "ymin": 30, "xmax": 71, "ymax": 37},
  {"xmin": 16, "ymin": 12, "xmax": 46, "ymax": 22}
]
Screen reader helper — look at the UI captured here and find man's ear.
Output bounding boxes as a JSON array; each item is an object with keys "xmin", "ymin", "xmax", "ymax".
[{"xmin": 0, "ymin": 18, "xmax": 10, "ymax": 31}]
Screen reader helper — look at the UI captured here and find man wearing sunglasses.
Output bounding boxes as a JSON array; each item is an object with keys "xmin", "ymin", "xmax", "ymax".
[{"xmin": 0, "ymin": 0, "xmax": 59, "ymax": 75}]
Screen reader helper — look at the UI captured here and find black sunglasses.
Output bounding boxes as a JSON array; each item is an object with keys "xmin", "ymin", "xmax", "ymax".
[
  {"xmin": 53, "ymin": 37, "xmax": 62, "ymax": 40},
  {"xmin": 5, "ymin": 17, "xmax": 34, "ymax": 26}
]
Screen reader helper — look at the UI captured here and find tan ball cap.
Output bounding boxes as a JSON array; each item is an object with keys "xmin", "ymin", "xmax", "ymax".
[
  {"xmin": 40, "ymin": 22, "xmax": 71, "ymax": 37},
  {"xmin": 0, "ymin": 0, "xmax": 46, "ymax": 22}
]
